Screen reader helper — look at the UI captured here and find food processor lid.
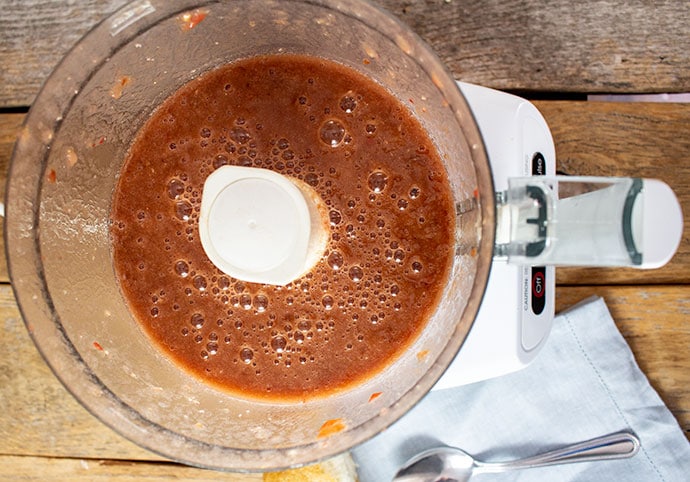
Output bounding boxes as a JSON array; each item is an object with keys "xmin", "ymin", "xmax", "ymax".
[{"xmin": 198, "ymin": 165, "xmax": 328, "ymax": 285}]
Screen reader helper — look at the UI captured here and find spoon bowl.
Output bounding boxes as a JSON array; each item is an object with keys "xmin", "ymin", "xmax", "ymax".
[{"xmin": 393, "ymin": 432, "xmax": 640, "ymax": 482}]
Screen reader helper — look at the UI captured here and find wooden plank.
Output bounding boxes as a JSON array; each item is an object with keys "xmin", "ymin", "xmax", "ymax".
[
  {"xmin": 536, "ymin": 101, "xmax": 690, "ymax": 286},
  {"xmin": 0, "ymin": 113, "xmax": 21, "ymax": 202},
  {"xmin": 0, "ymin": 283, "xmax": 359, "ymax": 476},
  {"xmin": 1, "ymin": 0, "xmax": 689, "ymax": 107},
  {"xmin": 0, "ymin": 113, "xmax": 23, "ymax": 283},
  {"xmin": 0, "ymin": 454, "xmax": 262, "ymax": 481},
  {"xmin": 0, "ymin": 285, "xmax": 158, "ymax": 461},
  {"xmin": 379, "ymin": 0, "xmax": 690, "ymax": 94},
  {"xmin": 0, "ymin": 0, "xmax": 130, "ymax": 108},
  {"xmin": 2, "ymin": 101, "xmax": 689, "ymax": 285},
  {"xmin": 556, "ymin": 285, "xmax": 690, "ymax": 440},
  {"xmin": 1, "ymin": 283, "xmax": 688, "ymax": 460}
]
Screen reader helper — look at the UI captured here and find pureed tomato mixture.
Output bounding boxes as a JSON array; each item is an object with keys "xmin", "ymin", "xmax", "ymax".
[{"xmin": 110, "ymin": 54, "xmax": 455, "ymax": 401}]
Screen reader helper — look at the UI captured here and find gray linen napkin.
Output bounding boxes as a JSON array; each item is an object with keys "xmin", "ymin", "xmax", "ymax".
[{"xmin": 352, "ymin": 297, "xmax": 690, "ymax": 481}]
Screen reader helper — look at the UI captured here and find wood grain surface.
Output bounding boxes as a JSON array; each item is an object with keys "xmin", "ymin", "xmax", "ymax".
[
  {"xmin": 0, "ymin": 455, "xmax": 262, "ymax": 481},
  {"xmin": 537, "ymin": 100, "xmax": 690, "ymax": 286},
  {"xmin": 2, "ymin": 0, "xmax": 690, "ymax": 107},
  {"xmin": 379, "ymin": 0, "xmax": 690, "ymax": 94},
  {"xmin": 555, "ymin": 285, "xmax": 690, "ymax": 436},
  {"xmin": 1, "ymin": 0, "xmax": 688, "ymax": 478},
  {"xmin": 2, "ymin": 101, "xmax": 689, "ymax": 285},
  {"xmin": 1, "ymin": 283, "xmax": 687, "ymax": 459}
]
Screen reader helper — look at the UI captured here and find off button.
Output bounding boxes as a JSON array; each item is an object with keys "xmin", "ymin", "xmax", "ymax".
[{"xmin": 531, "ymin": 267, "xmax": 546, "ymax": 315}]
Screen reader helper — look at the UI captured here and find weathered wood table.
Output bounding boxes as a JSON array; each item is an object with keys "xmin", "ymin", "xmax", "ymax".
[{"xmin": 1, "ymin": 1, "xmax": 688, "ymax": 479}]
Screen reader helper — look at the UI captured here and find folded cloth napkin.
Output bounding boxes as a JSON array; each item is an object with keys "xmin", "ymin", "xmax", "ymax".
[{"xmin": 352, "ymin": 297, "xmax": 690, "ymax": 481}]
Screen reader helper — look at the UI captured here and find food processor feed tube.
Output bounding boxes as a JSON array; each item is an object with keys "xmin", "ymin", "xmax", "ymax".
[
  {"xmin": 496, "ymin": 176, "xmax": 683, "ymax": 269},
  {"xmin": 199, "ymin": 166, "xmax": 329, "ymax": 285}
]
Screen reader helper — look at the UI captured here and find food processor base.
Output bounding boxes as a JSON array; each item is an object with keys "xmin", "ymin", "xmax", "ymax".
[{"xmin": 434, "ymin": 83, "xmax": 556, "ymax": 389}]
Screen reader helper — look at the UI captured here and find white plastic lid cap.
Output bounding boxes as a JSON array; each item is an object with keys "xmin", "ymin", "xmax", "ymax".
[
  {"xmin": 632, "ymin": 179, "xmax": 684, "ymax": 269},
  {"xmin": 199, "ymin": 166, "xmax": 324, "ymax": 285}
]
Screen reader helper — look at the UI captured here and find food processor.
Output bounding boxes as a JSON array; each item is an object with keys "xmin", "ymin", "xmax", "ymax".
[{"xmin": 4, "ymin": 0, "xmax": 682, "ymax": 472}]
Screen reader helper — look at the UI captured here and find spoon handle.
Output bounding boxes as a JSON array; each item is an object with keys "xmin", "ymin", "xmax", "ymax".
[{"xmin": 476, "ymin": 432, "xmax": 640, "ymax": 473}]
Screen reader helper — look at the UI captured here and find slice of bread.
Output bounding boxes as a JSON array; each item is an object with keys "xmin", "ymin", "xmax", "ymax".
[{"xmin": 263, "ymin": 452, "xmax": 358, "ymax": 482}]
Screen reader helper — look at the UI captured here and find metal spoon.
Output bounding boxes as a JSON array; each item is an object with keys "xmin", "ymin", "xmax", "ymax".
[{"xmin": 393, "ymin": 431, "xmax": 640, "ymax": 482}]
